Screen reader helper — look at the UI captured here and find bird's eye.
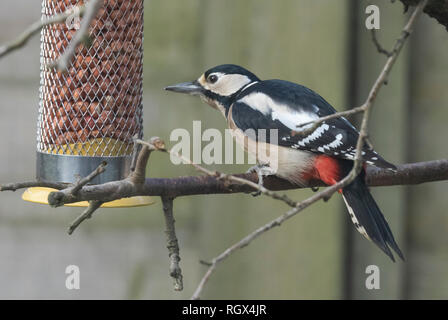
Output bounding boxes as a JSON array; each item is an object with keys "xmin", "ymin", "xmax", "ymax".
[{"xmin": 208, "ymin": 74, "xmax": 218, "ymax": 84}]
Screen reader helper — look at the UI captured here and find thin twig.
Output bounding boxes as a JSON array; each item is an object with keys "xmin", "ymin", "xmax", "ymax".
[
  {"xmin": 294, "ymin": 104, "xmax": 367, "ymax": 136},
  {"xmin": 191, "ymin": 173, "xmax": 351, "ymax": 300},
  {"xmin": 48, "ymin": 162, "xmax": 107, "ymax": 207},
  {"xmin": 135, "ymin": 138, "xmax": 216, "ymax": 176},
  {"xmin": 371, "ymin": 29, "xmax": 393, "ymax": 57},
  {"xmin": 0, "ymin": 181, "xmax": 68, "ymax": 192},
  {"xmin": 130, "ymin": 143, "xmax": 142, "ymax": 173},
  {"xmin": 161, "ymin": 196, "xmax": 183, "ymax": 291},
  {"xmin": 48, "ymin": 0, "xmax": 103, "ymax": 71},
  {"xmin": 352, "ymin": 0, "xmax": 428, "ymax": 171},
  {"xmin": 128, "ymin": 138, "xmax": 157, "ymax": 185},
  {"xmin": 67, "ymin": 200, "xmax": 103, "ymax": 235},
  {"xmin": 0, "ymin": 5, "xmax": 88, "ymax": 59},
  {"xmin": 71, "ymin": 161, "xmax": 107, "ymax": 194},
  {"xmin": 294, "ymin": 0, "xmax": 425, "ymax": 137}
]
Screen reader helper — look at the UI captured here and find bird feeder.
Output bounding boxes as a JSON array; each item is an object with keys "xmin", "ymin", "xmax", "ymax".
[{"xmin": 23, "ymin": 0, "xmax": 153, "ymax": 207}]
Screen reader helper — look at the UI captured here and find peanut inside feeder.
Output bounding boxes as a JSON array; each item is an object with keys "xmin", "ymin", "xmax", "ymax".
[{"xmin": 23, "ymin": 0, "xmax": 153, "ymax": 207}]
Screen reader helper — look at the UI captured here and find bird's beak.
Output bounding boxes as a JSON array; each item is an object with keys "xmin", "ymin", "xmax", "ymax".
[{"xmin": 164, "ymin": 81, "xmax": 204, "ymax": 96}]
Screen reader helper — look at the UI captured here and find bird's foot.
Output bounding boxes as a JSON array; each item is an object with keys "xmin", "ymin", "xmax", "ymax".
[{"xmin": 247, "ymin": 164, "xmax": 275, "ymax": 197}]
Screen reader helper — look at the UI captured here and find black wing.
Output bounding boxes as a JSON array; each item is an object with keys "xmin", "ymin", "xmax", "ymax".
[{"xmin": 231, "ymin": 80, "xmax": 395, "ymax": 169}]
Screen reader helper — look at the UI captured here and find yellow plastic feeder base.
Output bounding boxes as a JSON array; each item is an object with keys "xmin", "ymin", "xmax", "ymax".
[{"xmin": 22, "ymin": 187, "xmax": 155, "ymax": 208}]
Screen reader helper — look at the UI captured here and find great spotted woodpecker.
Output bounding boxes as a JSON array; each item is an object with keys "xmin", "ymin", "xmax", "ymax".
[{"xmin": 165, "ymin": 64, "xmax": 404, "ymax": 262}]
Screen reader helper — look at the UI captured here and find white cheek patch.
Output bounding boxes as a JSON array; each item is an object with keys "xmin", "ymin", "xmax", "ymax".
[
  {"xmin": 238, "ymin": 92, "xmax": 318, "ymax": 129},
  {"xmin": 206, "ymin": 73, "xmax": 252, "ymax": 96}
]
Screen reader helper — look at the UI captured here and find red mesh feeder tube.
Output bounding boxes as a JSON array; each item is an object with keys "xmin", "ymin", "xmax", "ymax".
[
  {"xmin": 24, "ymin": 0, "xmax": 152, "ymax": 207},
  {"xmin": 37, "ymin": 0, "xmax": 143, "ymax": 184}
]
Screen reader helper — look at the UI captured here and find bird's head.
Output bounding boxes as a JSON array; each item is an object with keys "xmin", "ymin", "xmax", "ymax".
[{"xmin": 165, "ymin": 64, "xmax": 260, "ymax": 115}]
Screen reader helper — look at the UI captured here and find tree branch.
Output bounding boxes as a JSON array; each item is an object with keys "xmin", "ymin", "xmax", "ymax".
[
  {"xmin": 1, "ymin": 158, "xmax": 441, "ymax": 206},
  {"xmin": 67, "ymin": 200, "xmax": 104, "ymax": 235},
  {"xmin": 161, "ymin": 196, "xmax": 183, "ymax": 291},
  {"xmin": 0, "ymin": 181, "xmax": 68, "ymax": 192},
  {"xmin": 0, "ymin": 5, "xmax": 86, "ymax": 58}
]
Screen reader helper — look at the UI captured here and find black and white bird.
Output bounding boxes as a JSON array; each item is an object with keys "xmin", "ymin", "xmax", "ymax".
[{"xmin": 165, "ymin": 64, "xmax": 404, "ymax": 262}]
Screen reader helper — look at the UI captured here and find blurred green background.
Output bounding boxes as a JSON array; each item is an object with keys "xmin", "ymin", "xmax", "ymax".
[{"xmin": 0, "ymin": 0, "xmax": 447, "ymax": 299}]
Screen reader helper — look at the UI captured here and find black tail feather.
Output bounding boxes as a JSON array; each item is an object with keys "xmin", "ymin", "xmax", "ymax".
[{"xmin": 342, "ymin": 173, "xmax": 404, "ymax": 262}]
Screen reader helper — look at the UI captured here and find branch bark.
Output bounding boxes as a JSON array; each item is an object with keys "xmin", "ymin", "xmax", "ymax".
[
  {"xmin": 161, "ymin": 196, "xmax": 183, "ymax": 291},
  {"xmin": 67, "ymin": 200, "xmax": 104, "ymax": 235},
  {"xmin": 1, "ymin": 159, "xmax": 443, "ymax": 205},
  {"xmin": 0, "ymin": 181, "xmax": 67, "ymax": 192}
]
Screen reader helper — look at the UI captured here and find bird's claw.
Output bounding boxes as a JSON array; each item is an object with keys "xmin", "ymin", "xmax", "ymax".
[{"xmin": 247, "ymin": 164, "xmax": 274, "ymax": 197}]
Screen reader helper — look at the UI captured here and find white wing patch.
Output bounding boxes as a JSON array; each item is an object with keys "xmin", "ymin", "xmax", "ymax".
[
  {"xmin": 237, "ymin": 92, "xmax": 318, "ymax": 129},
  {"xmin": 317, "ymin": 133, "xmax": 343, "ymax": 152},
  {"xmin": 297, "ymin": 123, "xmax": 329, "ymax": 147}
]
